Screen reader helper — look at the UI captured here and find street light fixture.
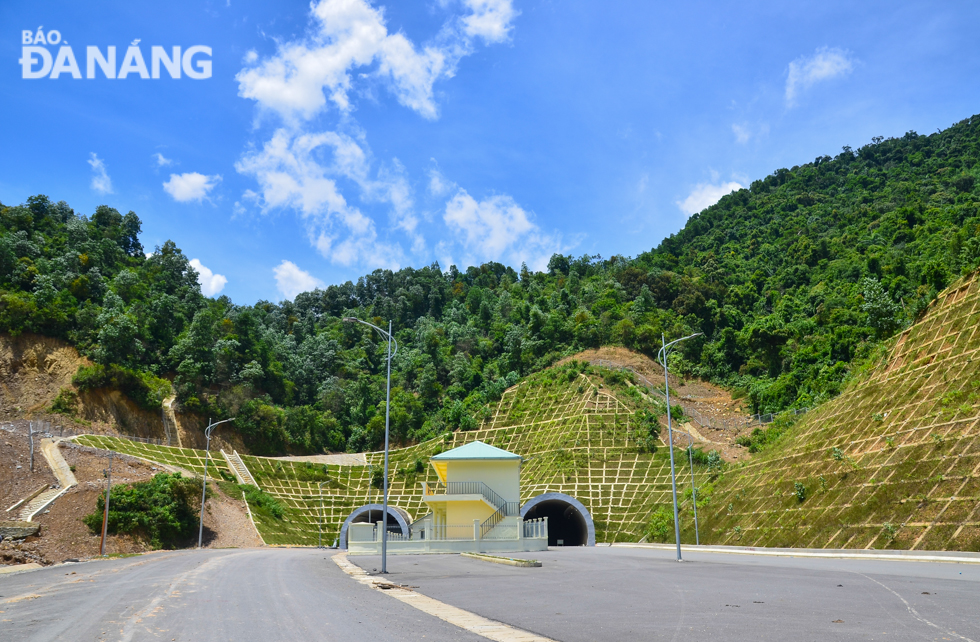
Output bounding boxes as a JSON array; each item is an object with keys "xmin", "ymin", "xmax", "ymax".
[
  {"xmin": 343, "ymin": 316, "xmax": 398, "ymax": 574},
  {"xmin": 198, "ymin": 417, "xmax": 236, "ymax": 549},
  {"xmin": 658, "ymin": 332, "xmax": 703, "ymax": 562}
]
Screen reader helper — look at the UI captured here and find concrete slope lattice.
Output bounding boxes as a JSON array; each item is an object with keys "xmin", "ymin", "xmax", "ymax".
[{"xmin": 699, "ymin": 271, "xmax": 980, "ymax": 551}]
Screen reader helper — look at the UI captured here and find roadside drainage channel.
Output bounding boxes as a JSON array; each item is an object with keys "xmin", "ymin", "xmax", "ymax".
[
  {"xmin": 332, "ymin": 552, "xmax": 556, "ymax": 642},
  {"xmin": 461, "ymin": 552, "xmax": 542, "ymax": 567}
]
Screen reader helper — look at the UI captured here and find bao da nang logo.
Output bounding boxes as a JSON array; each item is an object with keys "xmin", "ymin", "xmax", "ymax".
[{"xmin": 19, "ymin": 28, "xmax": 211, "ymax": 79}]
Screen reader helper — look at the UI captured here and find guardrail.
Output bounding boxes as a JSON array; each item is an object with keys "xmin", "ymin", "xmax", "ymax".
[
  {"xmin": 523, "ymin": 516, "xmax": 548, "ymax": 539},
  {"xmin": 423, "ymin": 481, "xmax": 518, "ymax": 516},
  {"xmin": 480, "ymin": 501, "xmax": 521, "ymax": 538}
]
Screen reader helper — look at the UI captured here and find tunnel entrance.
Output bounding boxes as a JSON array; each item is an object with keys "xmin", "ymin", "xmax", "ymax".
[
  {"xmin": 521, "ymin": 493, "xmax": 595, "ymax": 547},
  {"xmin": 339, "ymin": 504, "xmax": 412, "ymax": 548}
]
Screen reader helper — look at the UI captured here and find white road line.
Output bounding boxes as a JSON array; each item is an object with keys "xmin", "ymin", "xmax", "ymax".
[
  {"xmin": 332, "ymin": 553, "xmax": 558, "ymax": 642},
  {"xmin": 857, "ymin": 573, "xmax": 976, "ymax": 642}
]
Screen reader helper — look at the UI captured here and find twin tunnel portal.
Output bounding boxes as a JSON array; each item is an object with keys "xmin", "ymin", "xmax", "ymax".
[{"xmin": 339, "ymin": 492, "xmax": 596, "ymax": 549}]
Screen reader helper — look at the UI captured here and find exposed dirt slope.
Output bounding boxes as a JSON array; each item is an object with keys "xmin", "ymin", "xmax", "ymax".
[
  {"xmin": 0, "ymin": 333, "xmax": 170, "ymax": 440},
  {"xmin": 700, "ymin": 271, "xmax": 980, "ymax": 551},
  {"xmin": 560, "ymin": 346, "xmax": 754, "ymax": 458},
  {"xmin": 1, "ymin": 427, "xmax": 258, "ymax": 565},
  {"xmin": 0, "ymin": 333, "xmax": 87, "ymax": 419}
]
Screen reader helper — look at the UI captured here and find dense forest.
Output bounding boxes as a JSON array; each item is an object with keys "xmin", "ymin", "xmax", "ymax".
[{"xmin": 3, "ymin": 115, "xmax": 980, "ymax": 455}]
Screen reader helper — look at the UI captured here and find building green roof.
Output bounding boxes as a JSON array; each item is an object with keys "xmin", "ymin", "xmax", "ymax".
[{"xmin": 431, "ymin": 440, "xmax": 522, "ymax": 460}]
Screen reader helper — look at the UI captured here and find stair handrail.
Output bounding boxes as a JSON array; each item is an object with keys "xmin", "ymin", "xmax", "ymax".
[{"xmin": 422, "ymin": 481, "xmax": 521, "ymax": 518}]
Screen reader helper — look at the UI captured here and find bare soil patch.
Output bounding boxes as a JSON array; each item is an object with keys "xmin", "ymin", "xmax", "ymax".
[
  {"xmin": 1, "ymin": 435, "xmax": 259, "ymax": 566},
  {"xmin": 561, "ymin": 347, "xmax": 757, "ymax": 461}
]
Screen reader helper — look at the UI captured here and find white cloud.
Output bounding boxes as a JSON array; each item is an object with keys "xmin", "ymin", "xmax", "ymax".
[
  {"xmin": 786, "ymin": 47, "xmax": 854, "ymax": 107},
  {"xmin": 273, "ymin": 260, "xmax": 325, "ymax": 300},
  {"xmin": 189, "ymin": 259, "xmax": 228, "ymax": 296},
  {"xmin": 235, "ymin": 0, "xmax": 517, "ymax": 122},
  {"xmin": 163, "ymin": 172, "xmax": 222, "ymax": 202},
  {"xmin": 443, "ymin": 189, "xmax": 565, "ymax": 271},
  {"xmin": 677, "ymin": 181, "xmax": 745, "ymax": 217},
  {"xmin": 236, "ymin": 128, "xmax": 405, "ymax": 268},
  {"xmin": 153, "ymin": 153, "xmax": 173, "ymax": 167},
  {"xmin": 732, "ymin": 123, "xmax": 751, "ymax": 144},
  {"xmin": 460, "ymin": 0, "xmax": 519, "ymax": 43},
  {"xmin": 235, "ymin": 0, "xmax": 519, "ymax": 270},
  {"xmin": 428, "ymin": 166, "xmax": 453, "ymax": 196},
  {"xmin": 87, "ymin": 153, "xmax": 113, "ymax": 194}
]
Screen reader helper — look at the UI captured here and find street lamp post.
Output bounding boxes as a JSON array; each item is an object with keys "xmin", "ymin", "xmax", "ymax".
[
  {"xmin": 343, "ymin": 317, "xmax": 397, "ymax": 574},
  {"xmin": 658, "ymin": 332, "xmax": 702, "ymax": 562},
  {"xmin": 198, "ymin": 417, "xmax": 236, "ymax": 550}
]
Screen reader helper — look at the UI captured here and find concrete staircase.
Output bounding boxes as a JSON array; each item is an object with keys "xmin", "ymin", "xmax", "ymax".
[
  {"xmin": 223, "ymin": 450, "xmax": 258, "ymax": 486},
  {"xmin": 16, "ymin": 486, "xmax": 67, "ymax": 521},
  {"xmin": 6, "ymin": 439, "xmax": 77, "ymax": 522}
]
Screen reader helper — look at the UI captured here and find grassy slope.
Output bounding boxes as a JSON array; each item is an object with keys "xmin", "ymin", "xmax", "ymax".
[
  {"xmin": 699, "ymin": 271, "xmax": 980, "ymax": 551},
  {"xmin": 75, "ymin": 365, "xmax": 690, "ymax": 545},
  {"xmin": 77, "ymin": 270, "xmax": 980, "ymax": 552}
]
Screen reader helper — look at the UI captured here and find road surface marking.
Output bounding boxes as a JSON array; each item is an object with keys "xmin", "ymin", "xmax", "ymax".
[{"xmin": 333, "ymin": 553, "xmax": 557, "ymax": 642}]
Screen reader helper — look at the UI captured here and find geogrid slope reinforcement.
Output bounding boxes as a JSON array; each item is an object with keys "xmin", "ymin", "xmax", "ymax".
[
  {"xmin": 699, "ymin": 271, "xmax": 980, "ymax": 552},
  {"xmin": 72, "ymin": 370, "xmax": 692, "ymax": 546}
]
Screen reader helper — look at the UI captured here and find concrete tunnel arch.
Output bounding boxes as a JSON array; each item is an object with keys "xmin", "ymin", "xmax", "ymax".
[
  {"xmin": 521, "ymin": 493, "xmax": 596, "ymax": 547},
  {"xmin": 339, "ymin": 504, "xmax": 412, "ymax": 549}
]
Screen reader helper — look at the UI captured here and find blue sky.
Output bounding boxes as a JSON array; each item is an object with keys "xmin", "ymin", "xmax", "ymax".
[{"xmin": 2, "ymin": 1, "xmax": 979, "ymax": 303}]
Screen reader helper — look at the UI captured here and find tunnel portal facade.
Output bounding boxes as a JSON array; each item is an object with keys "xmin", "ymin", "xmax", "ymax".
[{"xmin": 521, "ymin": 492, "xmax": 595, "ymax": 547}]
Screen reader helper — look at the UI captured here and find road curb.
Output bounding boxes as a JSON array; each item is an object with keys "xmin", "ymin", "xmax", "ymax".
[
  {"xmin": 611, "ymin": 542, "xmax": 980, "ymax": 564},
  {"xmin": 461, "ymin": 552, "xmax": 542, "ymax": 567},
  {"xmin": 333, "ymin": 552, "xmax": 557, "ymax": 641}
]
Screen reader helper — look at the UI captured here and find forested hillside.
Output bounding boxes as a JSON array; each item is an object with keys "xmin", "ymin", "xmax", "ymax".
[{"xmin": 3, "ymin": 115, "xmax": 980, "ymax": 455}]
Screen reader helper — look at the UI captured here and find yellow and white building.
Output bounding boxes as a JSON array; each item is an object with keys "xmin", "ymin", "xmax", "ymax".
[{"xmin": 347, "ymin": 440, "xmax": 548, "ymax": 554}]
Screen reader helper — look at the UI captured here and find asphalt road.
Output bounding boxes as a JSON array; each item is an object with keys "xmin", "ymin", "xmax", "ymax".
[
  {"xmin": 353, "ymin": 546, "xmax": 980, "ymax": 642},
  {"xmin": 2, "ymin": 546, "xmax": 978, "ymax": 641},
  {"xmin": 0, "ymin": 549, "xmax": 483, "ymax": 642}
]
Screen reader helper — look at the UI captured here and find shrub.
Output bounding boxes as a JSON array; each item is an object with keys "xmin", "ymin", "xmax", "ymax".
[
  {"xmin": 645, "ymin": 506, "xmax": 674, "ymax": 543},
  {"xmin": 831, "ymin": 447, "xmax": 844, "ymax": 462},
  {"xmin": 633, "ymin": 408, "xmax": 660, "ymax": 453},
  {"xmin": 706, "ymin": 450, "xmax": 722, "ymax": 473},
  {"xmin": 669, "ymin": 404, "xmax": 685, "ymax": 420},
  {"xmin": 73, "ymin": 364, "xmax": 171, "ymax": 411},
  {"xmin": 239, "ymin": 484, "xmax": 284, "ymax": 520},
  {"xmin": 794, "ymin": 481, "xmax": 807, "ymax": 503},
  {"xmin": 687, "ymin": 447, "xmax": 711, "ymax": 466},
  {"xmin": 882, "ymin": 522, "xmax": 898, "ymax": 541},
  {"xmin": 83, "ymin": 473, "xmax": 200, "ymax": 549},
  {"xmin": 51, "ymin": 387, "xmax": 78, "ymax": 416}
]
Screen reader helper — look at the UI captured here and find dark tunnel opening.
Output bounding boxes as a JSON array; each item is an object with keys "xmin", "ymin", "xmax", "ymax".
[
  {"xmin": 350, "ymin": 509, "xmax": 404, "ymax": 533},
  {"xmin": 523, "ymin": 500, "xmax": 588, "ymax": 546}
]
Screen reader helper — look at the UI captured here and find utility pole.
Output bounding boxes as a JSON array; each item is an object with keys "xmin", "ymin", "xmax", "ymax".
[
  {"xmin": 100, "ymin": 451, "xmax": 114, "ymax": 555},
  {"xmin": 658, "ymin": 332, "xmax": 702, "ymax": 562},
  {"xmin": 29, "ymin": 421, "xmax": 35, "ymax": 472}
]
